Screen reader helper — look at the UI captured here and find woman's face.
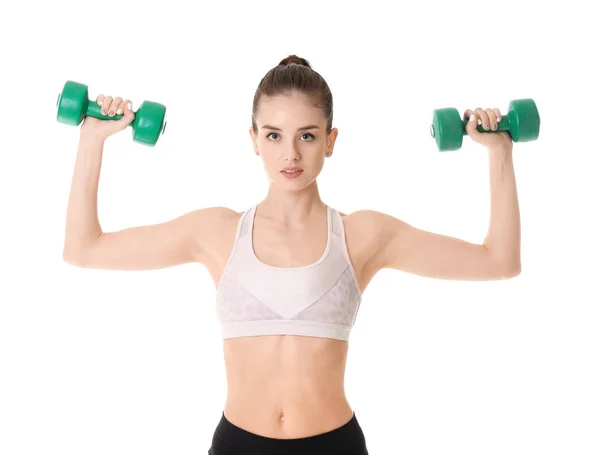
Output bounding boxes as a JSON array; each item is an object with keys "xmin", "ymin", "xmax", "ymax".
[{"xmin": 249, "ymin": 91, "xmax": 338, "ymax": 191}]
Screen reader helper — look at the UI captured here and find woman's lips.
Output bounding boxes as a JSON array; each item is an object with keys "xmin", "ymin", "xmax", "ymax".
[{"xmin": 280, "ymin": 169, "xmax": 303, "ymax": 179}]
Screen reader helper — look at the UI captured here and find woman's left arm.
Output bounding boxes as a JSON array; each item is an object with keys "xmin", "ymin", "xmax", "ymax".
[{"xmin": 363, "ymin": 106, "xmax": 521, "ymax": 281}]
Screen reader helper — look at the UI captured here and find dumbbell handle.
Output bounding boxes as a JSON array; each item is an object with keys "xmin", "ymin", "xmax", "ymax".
[
  {"xmin": 85, "ymin": 99, "xmax": 129, "ymax": 121},
  {"xmin": 84, "ymin": 97, "xmax": 167, "ymax": 139},
  {"xmin": 461, "ymin": 115, "xmax": 510, "ymax": 135},
  {"xmin": 56, "ymin": 91, "xmax": 130, "ymax": 122}
]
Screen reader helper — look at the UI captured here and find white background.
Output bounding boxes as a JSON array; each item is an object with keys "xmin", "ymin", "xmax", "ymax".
[{"xmin": 2, "ymin": 1, "xmax": 599, "ymax": 454}]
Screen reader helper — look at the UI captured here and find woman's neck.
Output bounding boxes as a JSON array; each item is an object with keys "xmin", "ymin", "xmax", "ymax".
[{"xmin": 258, "ymin": 181, "xmax": 326, "ymax": 225}]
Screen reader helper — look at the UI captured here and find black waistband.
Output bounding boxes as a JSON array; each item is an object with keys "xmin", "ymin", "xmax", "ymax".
[{"xmin": 209, "ymin": 411, "xmax": 368, "ymax": 455}]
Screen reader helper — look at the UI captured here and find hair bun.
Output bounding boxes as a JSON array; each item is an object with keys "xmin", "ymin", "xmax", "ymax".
[{"xmin": 279, "ymin": 55, "xmax": 312, "ymax": 68}]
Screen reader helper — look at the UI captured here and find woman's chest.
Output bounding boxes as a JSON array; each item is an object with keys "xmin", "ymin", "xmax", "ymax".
[{"xmin": 252, "ymin": 224, "xmax": 328, "ymax": 268}]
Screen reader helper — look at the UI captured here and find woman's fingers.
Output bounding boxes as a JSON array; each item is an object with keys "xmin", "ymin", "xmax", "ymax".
[
  {"xmin": 109, "ymin": 97, "xmax": 123, "ymax": 117},
  {"xmin": 120, "ymin": 99, "xmax": 133, "ymax": 116},
  {"xmin": 101, "ymin": 96, "xmax": 113, "ymax": 116},
  {"xmin": 462, "ymin": 104, "xmax": 512, "ymax": 147},
  {"xmin": 465, "ymin": 106, "xmax": 503, "ymax": 131},
  {"xmin": 116, "ymin": 99, "xmax": 135, "ymax": 126},
  {"xmin": 493, "ymin": 108, "xmax": 502, "ymax": 124},
  {"xmin": 95, "ymin": 93, "xmax": 134, "ymax": 117},
  {"xmin": 474, "ymin": 107, "xmax": 490, "ymax": 130},
  {"xmin": 485, "ymin": 108, "xmax": 497, "ymax": 130},
  {"xmin": 94, "ymin": 92, "xmax": 134, "ymax": 124}
]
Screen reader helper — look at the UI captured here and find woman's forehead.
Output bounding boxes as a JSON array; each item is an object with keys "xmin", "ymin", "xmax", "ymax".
[{"xmin": 258, "ymin": 94, "xmax": 322, "ymax": 122}]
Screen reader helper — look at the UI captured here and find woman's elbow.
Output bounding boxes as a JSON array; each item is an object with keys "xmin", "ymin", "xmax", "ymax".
[
  {"xmin": 498, "ymin": 262, "xmax": 521, "ymax": 279},
  {"xmin": 63, "ymin": 247, "xmax": 87, "ymax": 267}
]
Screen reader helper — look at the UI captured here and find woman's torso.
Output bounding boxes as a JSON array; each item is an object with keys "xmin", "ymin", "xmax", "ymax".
[{"xmin": 203, "ymin": 204, "xmax": 375, "ymax": 439}]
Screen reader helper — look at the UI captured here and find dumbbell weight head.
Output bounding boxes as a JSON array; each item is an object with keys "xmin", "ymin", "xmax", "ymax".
[
  {"xmin": 430, "ymin": 98, "xmax": 540, "ymax": 152},
  {"xmin": 506, "ymin": 98, "xmax": 540, "ymax": 143},
  {"xmin": 56, "ymin": 81, "xmax": 89, "ymax": 126},
  {"xmin": 56, "ymin": 80, "xmax": 167, "ymax": 146},
  {"xmin": 430, "ymin": 107, "xmax": 464, "ymax": 152}
]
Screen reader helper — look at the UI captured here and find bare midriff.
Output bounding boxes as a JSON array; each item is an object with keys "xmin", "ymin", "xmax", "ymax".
[{"xmin": 222, "ymin": 334, "xmax": 354, "ymax": 439}]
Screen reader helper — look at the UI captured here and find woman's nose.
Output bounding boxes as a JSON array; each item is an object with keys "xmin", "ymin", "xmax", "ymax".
[{"xmin": 283, "ymin": 147, "xmax": 300, "ymax": 161}]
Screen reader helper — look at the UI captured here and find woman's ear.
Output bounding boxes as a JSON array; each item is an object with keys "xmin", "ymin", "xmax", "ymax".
[
  {"xmin": 326, "ymin": 127, "xmax": 338, "ymax": 157},
  {"xmin": 249, "ymin": 127, "xmax": 259, "ymax": 155}
]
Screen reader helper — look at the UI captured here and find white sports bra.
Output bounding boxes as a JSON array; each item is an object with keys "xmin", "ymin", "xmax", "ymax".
[{"xmin": 215, "ymin": 205, "xmax": 362, "ymax": 341}]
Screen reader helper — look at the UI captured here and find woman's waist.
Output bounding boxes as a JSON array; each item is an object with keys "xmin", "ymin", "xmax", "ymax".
[{"xmin": 223, "ymin": 393, "xmax": 353, "ymax": 439}]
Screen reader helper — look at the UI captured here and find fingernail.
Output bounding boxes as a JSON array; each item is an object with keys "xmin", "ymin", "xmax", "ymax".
[
  {"xmin": 477, "ymin": 119, "xmax": 482, "ymax": 125},
  {"xmin": 109, "ymin": 110, "xmax": 114, "ymax": 116},
  {"xmin": 469, "ymin": 114, "xmax": 475, "ymax": 122},
  {"xmin": 497, "ymin": 116, "xmax": 501, "ymax": 122},
  {"xmin": 101, "ymin": 108, "xmax": 107, "ymax": 115},
  {"xmin": 116, "ymin": 108, "xmax": 123, "ymax": 115},
  {"xmin": 484, "ymin": 124, "xmax": 489, "ymax": 129},
  {"xmin": 127, "ymin": 103, "xmax": 132, "ymax": 111},
  {"xmin": 492, "ymin": 125, "xmax": 497, "ymax": 130},
  {"xmin": 97, "ymin": 100, "xmax": 103, "ymax": 106}
]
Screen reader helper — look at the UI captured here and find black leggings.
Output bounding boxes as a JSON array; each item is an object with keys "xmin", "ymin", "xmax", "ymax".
[{"xmin": 208, "ymin": 411, "xmax": 369, "ymax": 455}]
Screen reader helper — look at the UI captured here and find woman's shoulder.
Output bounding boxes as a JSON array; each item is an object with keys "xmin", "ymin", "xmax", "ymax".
[
  {"xmin": 329, "ymin": 208, "xmax": 379, "ymax": 239},
  {"xmin": 186, "ymin": 206, "xmax": 245, "ymax": 238},
  {"xmin": 196, "ymin": 206, "xmax": 244, "ymax": 221},
  {"xmin": 331, "ymin": 206, "xmax": 375, "ymax": 222},
  {"xmin": 334, "ymin": 209, "xmax": 404, "ymax": 241}
]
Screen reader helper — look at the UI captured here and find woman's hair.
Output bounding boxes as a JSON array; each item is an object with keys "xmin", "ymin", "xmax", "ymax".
[{"xmin": 251, "ymin": 54, "xmax": 334, "ymax": 135}]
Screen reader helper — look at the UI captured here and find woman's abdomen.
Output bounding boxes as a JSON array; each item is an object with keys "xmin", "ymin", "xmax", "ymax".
[{"xmin": 221, "ymin": 335, "xmax": 353, "ymax": 438}]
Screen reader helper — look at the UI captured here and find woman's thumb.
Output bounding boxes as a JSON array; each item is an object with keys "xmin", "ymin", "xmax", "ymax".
[
  {"xmin": 118, "ymin": 101, "xmax": 136, "ymax": 128},
  {"xmin": 464, "ymin": 110, "xmax": 479, "ymax": 137}
]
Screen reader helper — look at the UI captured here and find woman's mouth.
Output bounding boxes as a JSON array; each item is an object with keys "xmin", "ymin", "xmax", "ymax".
[{"xmin": 280, "ymin": 168, "xmax": 303, "ymax": 179}]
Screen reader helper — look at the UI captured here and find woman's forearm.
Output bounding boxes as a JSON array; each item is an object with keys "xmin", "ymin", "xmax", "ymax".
[
  {"xmin": 483, "ymin": 146, "xmax": 521, "ymax": 272},
  {"xmin": 63, "ymin": 133, "xmax": 106, "ymax": 258}
]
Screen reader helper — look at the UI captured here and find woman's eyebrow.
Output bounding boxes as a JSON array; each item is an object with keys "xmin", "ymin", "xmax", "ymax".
[{"xmin": 261, "ymin": 124, "xmax": 320, "ymax": 131}]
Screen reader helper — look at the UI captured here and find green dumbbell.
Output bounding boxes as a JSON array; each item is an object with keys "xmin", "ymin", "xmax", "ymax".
[
  {"xmin": 56, "ymin": 80, "xmax": 167, "ymax": 146},
  {"xmin": 430, "ymin": 98, "xmax": 540, "ymax": 152}
]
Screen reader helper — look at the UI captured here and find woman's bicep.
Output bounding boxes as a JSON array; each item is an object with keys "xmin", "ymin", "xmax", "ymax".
[
  {"xmin": 365, "ymin": 211, "xmax": 518, "ymax": 281},
  {"xmin": 65, "ymin": 207, "xmax": 236, "ymax": 271}
]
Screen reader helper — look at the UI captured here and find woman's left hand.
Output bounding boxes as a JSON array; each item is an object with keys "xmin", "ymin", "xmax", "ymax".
[{"xmin": 464, "ymin": 107, "xmax": 513, "ymax": 150}]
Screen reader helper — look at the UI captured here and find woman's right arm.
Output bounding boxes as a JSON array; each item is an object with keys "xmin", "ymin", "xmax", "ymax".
[{"xmin": 62, "ymin": 95, "xmax": 235, "ymax": 271}]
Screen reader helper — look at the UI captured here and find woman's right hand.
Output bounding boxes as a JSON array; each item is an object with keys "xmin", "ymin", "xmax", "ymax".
[{"xmin": 80, "ymin": 94, "xmax": 136, "ymax": 141}]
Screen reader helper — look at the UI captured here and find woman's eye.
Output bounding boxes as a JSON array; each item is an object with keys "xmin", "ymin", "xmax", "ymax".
[{"xmin": 266, "ymin": 133, "xmax": 315, "ymax": 141}]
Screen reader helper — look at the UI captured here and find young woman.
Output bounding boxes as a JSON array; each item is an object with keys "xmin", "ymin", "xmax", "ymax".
[{"xmin": 63, "ymin": 54, "xmax": 521, "ymax": 455}]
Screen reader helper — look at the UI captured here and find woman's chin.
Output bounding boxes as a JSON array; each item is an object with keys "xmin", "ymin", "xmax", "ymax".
[{"xmin": 269, "ymin": 173, "xmax": 316, "ymax": 190}]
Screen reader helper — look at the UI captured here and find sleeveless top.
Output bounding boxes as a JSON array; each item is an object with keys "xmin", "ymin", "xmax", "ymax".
[{"xmin": 215, "ymin": 205, "xmax": 363, "ymax": 341}]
